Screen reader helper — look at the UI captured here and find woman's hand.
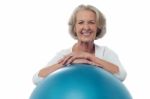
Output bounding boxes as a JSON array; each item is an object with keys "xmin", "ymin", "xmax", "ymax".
[
  {"xmin": 72, "ymin": 58, "xmax": 99, "ymax": 66},
  {"xmin": 58, "ymin": 51, "xmax": 119, "ymax": 74},
  {"xmin": 58, "ymin": 52, "xmax": 97, "ymax": 65}
]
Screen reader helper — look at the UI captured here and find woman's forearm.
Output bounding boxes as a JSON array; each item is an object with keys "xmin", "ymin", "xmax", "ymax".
[
  {"xmin": 89, "ymin": 55, "xmax": 119, "ymax": 74},
  {"xmin": 38, "ymin": 63, "xmax": 63, "ymax": 78}
]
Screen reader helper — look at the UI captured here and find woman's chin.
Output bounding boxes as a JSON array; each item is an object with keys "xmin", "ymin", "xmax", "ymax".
[{"xmin": 80, "ymin": 39, "xmax": 94, "ymax": 43}]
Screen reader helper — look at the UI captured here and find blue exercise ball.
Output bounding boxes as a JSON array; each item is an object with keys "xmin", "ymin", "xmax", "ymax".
[{"xmin": 30, "ymin": 64, "xmax": 132, "ymax": 99}]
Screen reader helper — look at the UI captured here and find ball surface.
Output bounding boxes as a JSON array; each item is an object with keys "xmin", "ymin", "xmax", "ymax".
[{"xmin": 30, "ymin": 64, "xmax": 132, "ymax": 99}]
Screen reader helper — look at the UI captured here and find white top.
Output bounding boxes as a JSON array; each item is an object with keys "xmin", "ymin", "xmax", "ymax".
[{"xmin": 33, "ymin": 45, "xmax": 127, "ymax": 85}]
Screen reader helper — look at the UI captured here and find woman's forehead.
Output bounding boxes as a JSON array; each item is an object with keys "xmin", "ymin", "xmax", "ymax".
[{"xmin": 76, "ymin": 10, "xmax": 96, "ymax": 20}]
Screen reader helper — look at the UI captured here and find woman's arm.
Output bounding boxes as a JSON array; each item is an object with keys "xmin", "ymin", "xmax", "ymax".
[
  {"xmin": 38, "ymin": 63, "xmax": 64, "ymax": 77},
  {"xmin": 32, "ymin": 49, "xmax": 71, "ymax": 85},
  {"xmin": 32, "ymin": 63, "xmax": 64, "ymax": 85},
  {"xmin": 59, "ymin": 52, "xmax": 119, "ymax": 74},
  {"xmin": 89, "ymin": 54, "xmax": 119, "ymax": 74}
]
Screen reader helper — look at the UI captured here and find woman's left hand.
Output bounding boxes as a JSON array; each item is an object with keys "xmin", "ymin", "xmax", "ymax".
[
  {"xmin": 58, "ymin": 52, "xmax": 96, "ymax": 65},
  {"xmin": 58, "ymin": 51, "xmax": 119, "ymax": 74},
  {"xmin": 72, "ymin": 58, "xmax": 98, "ymax": 66}
]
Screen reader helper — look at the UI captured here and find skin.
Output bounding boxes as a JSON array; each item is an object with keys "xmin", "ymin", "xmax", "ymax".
[{"xmin": 38, "ymin": 10, "xmax": 119, "ymax": 77}]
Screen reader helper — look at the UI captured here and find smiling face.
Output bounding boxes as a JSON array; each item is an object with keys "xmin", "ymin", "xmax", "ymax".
[{"xmin": 74, "ymin": 10, "xmax": 97, "ymax": 43}]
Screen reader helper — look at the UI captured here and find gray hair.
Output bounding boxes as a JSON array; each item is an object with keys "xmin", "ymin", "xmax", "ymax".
[{"xmin": 68, "ymin": 4, "xmax": 106, "ymax": 40}]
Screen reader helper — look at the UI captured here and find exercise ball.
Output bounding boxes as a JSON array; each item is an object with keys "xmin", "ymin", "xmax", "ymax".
[{"xmin": 30, "ymin": 64, "xmax": 132, "ymax": 99}]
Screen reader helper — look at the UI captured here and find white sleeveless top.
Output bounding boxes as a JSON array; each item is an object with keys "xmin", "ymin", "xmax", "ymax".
[{"xmin": 33, "ymin": 45, "xmax": 127, "ymax": 85}]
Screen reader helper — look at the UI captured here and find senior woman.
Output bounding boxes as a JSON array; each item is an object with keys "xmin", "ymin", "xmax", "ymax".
[{"xmin": 33, "ymin": 4, "xmax": 127, "ymax": 85}]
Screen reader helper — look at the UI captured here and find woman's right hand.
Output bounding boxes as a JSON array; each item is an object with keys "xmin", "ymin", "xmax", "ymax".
[
  {"xmin": 58, "ymin": 53, "xmax": 98, "ymax": 66},
  {"xmin": 57, "ymin": 52, "xmax": 91, "ymax": 64}
]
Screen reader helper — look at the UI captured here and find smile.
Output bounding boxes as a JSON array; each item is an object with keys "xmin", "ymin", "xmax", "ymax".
[{"xmin": 81, "ymin": 31, "xmax": 92, "ymax": 36}]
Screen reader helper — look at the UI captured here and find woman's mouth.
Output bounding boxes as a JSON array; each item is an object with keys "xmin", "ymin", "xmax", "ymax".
[{"xmin": 81, "ymin": 31, "xmax": 92, "ymax": 36}]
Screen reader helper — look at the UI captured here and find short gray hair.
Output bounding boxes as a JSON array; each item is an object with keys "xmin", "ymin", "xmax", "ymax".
[{"xmin": 68, "ymin": 4, "xmax": 106, "ymax": 40}]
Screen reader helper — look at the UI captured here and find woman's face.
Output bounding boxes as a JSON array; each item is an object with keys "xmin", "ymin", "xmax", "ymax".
[{"xmin": 74, "ymin": 10, "xmax": 97, "ymax": 43}]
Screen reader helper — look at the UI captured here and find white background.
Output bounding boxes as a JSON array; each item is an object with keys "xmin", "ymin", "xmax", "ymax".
[{"xmin": 0, "ymin": 0, "xmax": 150, "ymax": 99}]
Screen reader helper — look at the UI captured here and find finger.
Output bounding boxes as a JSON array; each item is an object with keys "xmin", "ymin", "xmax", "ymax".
[
  {"xmin": 72, "ymin": 59, "xmax": 89, "ymax": 64},
  {"xmin": 66, "ymin": 56, "xmax": 76, "ymax": 64},
  {"xmin": 57, "ymin": 53, "xmax": 72, "ymax": 64},
  {"xmin": 61, "ymin": 55, "xmax": 73, "ymax": 65},
  {"xmin": 57, "ymin": 55, "xmax": 68, "ymax": 64},
  {"xmin": 85, "ymin": 61, "xmax": 96, "ymax": 66},
  {"xmin": 72, "ymin": 59, "xmax": 86, "ymax": 64},
  {"xmin": 66, "ymin": 53, "xmax": 86, "ymax": 64}
]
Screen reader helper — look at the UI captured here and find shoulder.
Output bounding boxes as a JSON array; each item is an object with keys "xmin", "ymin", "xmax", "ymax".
[
  {"xmin": 95, "ymin": 44, "xmax": 120, "ymax": 64},
  {"xmin": 56, "ymin": 47, "xmax": 72, "ymax": 55},
  {"xmin": 45, "ymin": 47, "xmax": 72, "ymax": 66},
  {"xmin": 51, "ymin": 47, "xmax": 72, "ymax": 60},
  {"xmin": 95, "ymin": 45, "xmax": 118, "ymax": 57},
  {"xmin": 104, "ymin": 47, "xmax": 118, "ymax": 55},
  {"xmin": 99, "ymin": 45, "xmax": 118, "ymax": 56}
]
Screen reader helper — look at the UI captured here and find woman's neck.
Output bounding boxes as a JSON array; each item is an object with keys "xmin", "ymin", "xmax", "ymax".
[{"xmin": 72, "ymin": 41, "xmax": 95, "ymax": 54}]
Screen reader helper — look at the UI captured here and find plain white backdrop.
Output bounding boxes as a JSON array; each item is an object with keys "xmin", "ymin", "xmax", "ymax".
[{"xmin": 0, "ymin": 0, "xmax": 150, "ymax": 99}]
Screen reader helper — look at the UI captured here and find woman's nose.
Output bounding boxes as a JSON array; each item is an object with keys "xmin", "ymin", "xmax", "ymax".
[{"xmin": 83, "ymin": 23, "xmax": 90, "ymax": 30}]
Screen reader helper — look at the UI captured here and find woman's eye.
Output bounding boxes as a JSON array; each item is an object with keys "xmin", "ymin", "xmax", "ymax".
[
  {"xmin": 78, "ymin": 22, "xmax": 83, "ymax": 24},
  {"xmin": 89, "ymin": 21, "xmax": 95, "ymax": 24}
]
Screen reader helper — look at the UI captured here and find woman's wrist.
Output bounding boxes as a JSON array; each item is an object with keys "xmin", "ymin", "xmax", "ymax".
[{"xmin": 88, "ymin": 53, "xmax": 95, "ymax": 61}]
